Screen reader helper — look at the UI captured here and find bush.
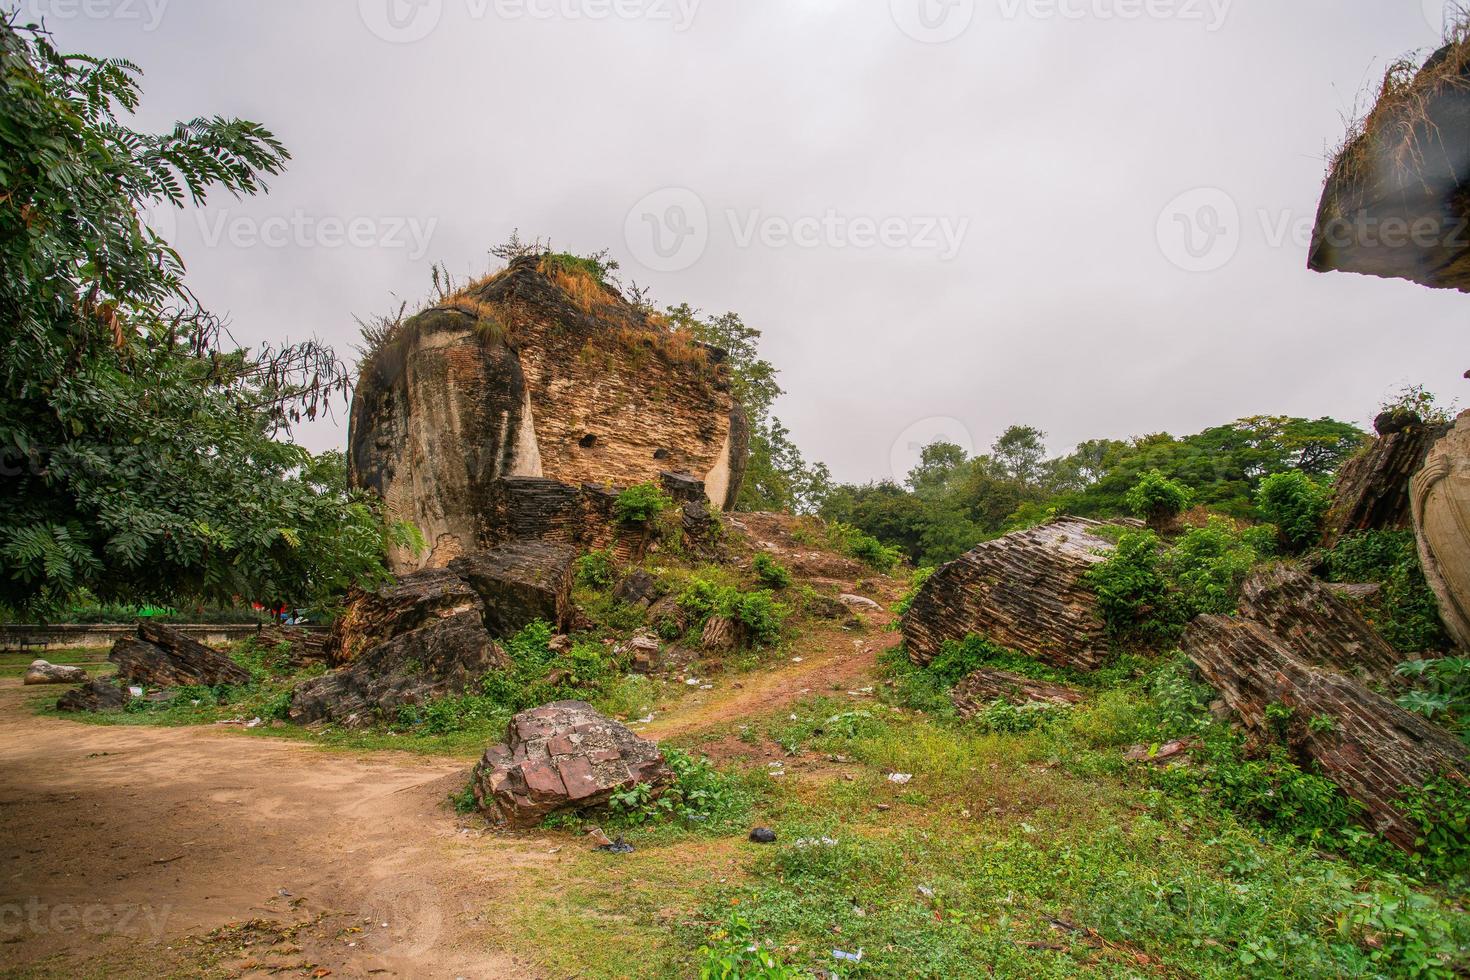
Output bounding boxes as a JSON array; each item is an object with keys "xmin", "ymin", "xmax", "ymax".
[
  {"xmin": 970, "ymin": 699, "xmax": 1066, "ymax": 734},
  {"xmin": 893, "ymin": 566, "xmax": 935, "ymax": 617},
  {"xmin": 1125, "ymin": 470, "xmax": 1193, "ymax": 529},
  {"xmin": 1088, "ymin": 520, "xmax": 1266, "ymax": 646},
  {"xmin": 677, "ymin": 577, "xmax": 788, "ymax": 647},
  {"xmin": 1256, "ymin": 471, "xmax": 1331, "ymax": 552},
  {"xmin": 1323, "ymin": 530, "xmax": 1449, "ymax": 653},
  {"xmin": 574, "ymin": 549, "xmax": 616, "ymax": 589},
  {"xmin": 751, "ymin": 553, "xmax": 791, "ymax": 590},
  {"xmin": 609, "ymin": 748, "xmax": 751, "ymax": 830},
  {"xmin": 1396, "ymin": 657, "xmax": 1470, "ymax": 740},
  {"xmin": 614, "ymin": 483, "xmax": 675, "ymax": 525},
  {"xmin": 825, "ymin": 521, "xmax": 903, "ymax": 573},
  {"xmin": 1398, "ymin": 774, "xmax": 1470, "ymax": 884},
  {"xmin": 695, "ymin": 910, "xmax": 806, "ymax": 980}
]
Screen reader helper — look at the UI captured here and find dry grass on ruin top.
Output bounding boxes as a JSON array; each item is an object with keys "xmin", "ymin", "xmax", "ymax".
[{"xmin": 1329, "ymin": 12, "xmax": 1470, "ymax": 192}]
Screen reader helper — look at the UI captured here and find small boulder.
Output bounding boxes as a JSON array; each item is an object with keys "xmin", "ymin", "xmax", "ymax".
[
  {"xmin": 805, "ymin": 594, "xmax": 848, "ymax": 620},
  {"xmin": 23, "ymin": 660, "xmax": 87, "ymax": 685},
  {"xmin": 612, "ymin": 569, "xmax": 660, "ymax": 608},
  {"xmin": 449, "ymin": 541, "xmax": 576, "ymax": 637},
  {"xmin": 471, "ymin": 701, "xmax": 670, "ymax": 828},
  {"xmin": 839, "ymin": 594, "xmax": 882, "ymax": 612},
  {"xmin": 56, "ymin": 679, "xmax": 130, "ymax": 713},
  {"xmin": 626, "ymin": 633, "xmax": 662, "ymax": 674},
  {"xmin": 325, "ymin": 567, "xmax": 481, "ymax": 665},
  {"xmin": 749, "ymin": 827, "xmax": 777, "ymax": 844},
  {"xmin": 951, "ymin": 669, "xmax": 1083, "ymax": 717}
]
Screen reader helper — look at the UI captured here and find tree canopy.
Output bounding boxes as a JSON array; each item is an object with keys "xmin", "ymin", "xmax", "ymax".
[{"xmin": 0, "ymin": 17, "xmax": 412, "ymax": 617}]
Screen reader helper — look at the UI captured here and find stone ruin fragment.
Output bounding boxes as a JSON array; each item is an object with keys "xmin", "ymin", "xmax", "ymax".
[{"xmin": 348, "ymin": 254, "xmax": 749, "ymax": 572}]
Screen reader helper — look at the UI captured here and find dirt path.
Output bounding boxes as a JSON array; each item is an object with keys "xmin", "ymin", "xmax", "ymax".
[
  {"xmin": 0, "ymin": 683, "xmax": 541, "ymax": 978},
  {"xmin": 0, "ymin": 615, "xmax": 894, "ymax": 977}
]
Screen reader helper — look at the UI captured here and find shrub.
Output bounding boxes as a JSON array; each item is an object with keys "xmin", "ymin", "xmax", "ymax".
[
  {"xmin": 752, "ymin": 553, "xmax": 791, "ymax": 590},
  {"xmin": 1164, "ymin": 518, "xmax": 1263, "ymax": 617},
  {"xmin": 609, "ymin": 748, "xmax": 750, "ymax": 830},
  {"xmin": 1398, "ymin": 774, "xmax": 1470, "ymax": 884},
  {"xmin": 614, "ymin": 482, "xmax": 675, "ymax": 525},
  {"xmin": 970, "ymin": 699, "xmax": 1066, "ymax": 734},
  {"xmin": 677, "ymin": 577, "xmax": 788, "ymax": 647},
  {"xmin": 1323, "ymin": 530, "xmax": 1449, "ymax": 653},
  {"xmin": 1125, "ymin": 470, "xmax": 1193, "ymax": 530},
  {"xmin": 574, "ymin": 549, "xmax": 616, "ymax": 589},
  {"xmin": 695, "ymin": 910, "xmax": 806, "ymax": 980},
  {"xmin": 1256, "ymin": 471, "xmax": 1331, "ymax": 552},
  {"xmin": 825, "ymin": 521, "xmax": 903, "ymax": 573},
  {"xmin": 1086, "ymin": 529, "xmax": 1182, "ymax": 645},
  {"xmin": 925, "ymin": 633, "xmax": 1067, "ymax": 687},
  {"xmin": 1396, "ymin": 657, "xmax": 1470, "ymax": 739}
]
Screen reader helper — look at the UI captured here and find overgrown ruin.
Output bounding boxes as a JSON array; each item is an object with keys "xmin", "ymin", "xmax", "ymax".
[{"xmin": 348, "ymin": 255, "xmax": 749, "ymax": 572}]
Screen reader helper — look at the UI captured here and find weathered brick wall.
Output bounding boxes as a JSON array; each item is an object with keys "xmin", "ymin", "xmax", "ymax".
[{"xmin": 1238, "ymin": 564, "xmax": 1402, "ymax": 680}]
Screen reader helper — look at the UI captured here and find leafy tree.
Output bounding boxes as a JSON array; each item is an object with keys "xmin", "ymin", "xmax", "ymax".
[
  {"xmin": 665, "ymin": 304, "xmax": 830, "ymax": 513},
  {"xmin": 991, "ymin": 425, "xmax": 1048, "ymax": 485},
  {"xmin": 0, "ymin": 18, "xmax": 411, "ymax": 616}
]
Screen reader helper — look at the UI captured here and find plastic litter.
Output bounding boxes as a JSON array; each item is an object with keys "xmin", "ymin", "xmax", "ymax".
[
  {"xmin": 793, "ymin": 836, "xmax": 839, "ymax": 848},
  {"xmin": 887, "ymin": 772, "xmax": 913, "ymax": 784},
  {"xmin": 597, "ymin": 836, "xmax": 635, "ymax": 854},
  {"xmin": 749, "ymin": 827, "xmax": 777, "ymax": 844},
  {"xmin": 833, "ymin": 949, "xmax": 864, "ymax": 963}
]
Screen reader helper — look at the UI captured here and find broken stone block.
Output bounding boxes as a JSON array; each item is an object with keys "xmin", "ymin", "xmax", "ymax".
[
  {"xmin": 902, "ymin": 517, "xmax": 1137, "ymax": 672},
  {"xmin": 1184, "ymin": 614, "xmax": 1468, "ymax": 852},
  {"xmin": 56, "ymin": 679, "xmax": 130, "ymax": 713},
  {"xmin": 289, "ymin": 611, "xmax": 509, "ymax": 728},
  {"xmin": 448, "ymin": 540, "xmax": 576, "ymax": 637},
  {"xmin": 23, "ymin": 660, "xmax": 87, "ymax": 685},
  {"xmin": 471, "ymin": 700, "xmax": 670, "ymax": 828},
  {"xmin": 951, "ymin": 669, "xmax": 1084, "ymax": 717},
  {"xmin": 1237, "ymin": 564, "xmax": 1402, "ymax": 680},
  {"xmin": 612, "ymin": 569, "xmax": 659, "ymax": 608},
  {"xmin": 324, "ymin": 567, "xmax": 482, "ymax": 666},
  {"xmin": 1322, "ymin": 417, "xmax": 1444, "ymax": 547},
  {"xmin": 701, "ymin": 615, "xmax": 739, "ymax": 652},
  {"xmin": 110, "ymin": 623, "xmax": 251, "ymax": 689}
]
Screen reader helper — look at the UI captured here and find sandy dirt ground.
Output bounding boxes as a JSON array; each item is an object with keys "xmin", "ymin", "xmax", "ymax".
[{"xmin": 0, "ymin": 634, "xmax": 889, "ymax": 978}]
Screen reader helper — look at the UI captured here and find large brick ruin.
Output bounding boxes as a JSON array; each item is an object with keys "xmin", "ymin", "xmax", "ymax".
[{"xmin": 348, "ymin": 255, "xmax": 748, "ymax": 572}]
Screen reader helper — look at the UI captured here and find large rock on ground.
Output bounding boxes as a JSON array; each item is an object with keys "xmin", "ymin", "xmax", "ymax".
[
  {"xmin": 1184, "ymin": 615, "xmax": 1467, "ymax": 851},
  {"xmin": 348, "ymin": 254, "xmax": 748, "ymax": 572},
  {"xmin": 902, "ymin": 517, "xmax": 1136, "ymax": 672},
  {"xmin": 1237, "ymin": 564, "xmax": 1402, "ymax": 680},
  {"xmin": 448, "ymin": 541, "xmax": 575, "ymax": 637},
  {"xmin": 325, "ymin": 568, "xmax": 482, "ymax": 666},
  {"xmin": 109, "ymin": 623, "xmax": 251, "ymax": 688},
  {"xmin": 23, "ymin": 660, "xmax": 87, "ymax": 685},
  {"xmin": 56, "ymin": 679, "xmax": 130, "ymax": 713},
  {"xmin": 326, "ymin": 541, "xmax": 575, "ymax": 666},
  {"xmin": 1322, "ymin": 418, "xmax": 1444, "ymax": 547},
  {"xmin": 290, "ymin": 611, "xmax": 509, "ymax": 728},
  {"xmin": 471, "ymin": 701, "xmax": 670, "ymax": 828},
  {"xmin": 1412, "ymin": 410, "xmax": 1470, "ymax": 649},
  {"xmin": 951, "ymin": 669, "xmax": 1083, "ymax": 717}
]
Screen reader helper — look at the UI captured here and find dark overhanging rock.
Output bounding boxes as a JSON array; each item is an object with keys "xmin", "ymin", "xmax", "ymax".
[
  {"xmin": 901, "ymin": 517, "xmax": 1140, "ymax": 672},
  {"xmin": 109, "ymin": 623, "xmax": 252, "ymax": 689},
  {"xmin": 1309, "ymin": 39, "xmax": 1470, "ymax": 292},
  {"xmin": 470, "ymin": 700, "xmax": 670, "ymax": 828}
]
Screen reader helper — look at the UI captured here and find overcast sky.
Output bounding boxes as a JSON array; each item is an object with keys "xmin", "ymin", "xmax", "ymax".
[{"xmin": 36, "ymin": 0, "xmax": 1470, "ymax": 484}]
